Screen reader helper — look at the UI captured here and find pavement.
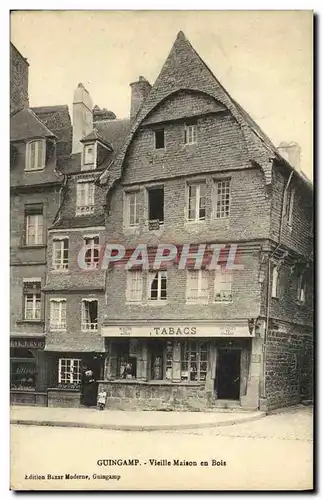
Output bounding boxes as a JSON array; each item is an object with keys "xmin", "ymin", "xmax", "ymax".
[
  {"xmin": 10, "ymin": 405, "xmax": 313, "ymax": 490},
  {"xmin": 10, "ymin": 405, "xmax": 266, "ymax": 431}
]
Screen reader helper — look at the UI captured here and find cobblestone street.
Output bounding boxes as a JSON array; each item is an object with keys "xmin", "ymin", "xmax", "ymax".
[
  {"xmin": 178, "ymin": 405, "xmax": 313, "ymax": 441},
  {"xmin": 10, "ymin": 405, "xmax": 313, "ymax": 491}
]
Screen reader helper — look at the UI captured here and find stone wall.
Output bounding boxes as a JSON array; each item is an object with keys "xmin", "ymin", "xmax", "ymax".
[
  {"xmin": 10, "ymin": 43, "xmax": 29, "ymax": 115},
  {"xmin": 262, "ymin": 320, "xmax": 313, "ymax": 410}
]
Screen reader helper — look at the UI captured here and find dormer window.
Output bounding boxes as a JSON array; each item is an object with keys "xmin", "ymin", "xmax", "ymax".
[
  {"xmin": 25, "ymin": 139, "xmax": 46, "ymax": 171},
  {"xmin": 82, "ymin": 143, "xmax": 96, "ymax": 171}
]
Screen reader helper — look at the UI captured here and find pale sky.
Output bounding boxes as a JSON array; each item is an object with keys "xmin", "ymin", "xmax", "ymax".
[{"xmin": 10, "ymin": 10, "xmax": 313, "ymax": 179}]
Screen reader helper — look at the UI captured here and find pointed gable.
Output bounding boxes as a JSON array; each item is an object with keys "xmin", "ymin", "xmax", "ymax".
[
  {"xmin": 98, "ymin": 31, "xmax": 276, "ymax": 189},
  {"xmin": 80, "ymin": 128, "xmax": 113, "ymax": 150},
  {"xmin": 10, "ymin": 108, "xmax": 56, "ymax": 142}
]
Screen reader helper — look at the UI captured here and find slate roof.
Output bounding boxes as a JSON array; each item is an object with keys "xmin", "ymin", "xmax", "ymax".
[
  {"xmin": 32, "ymin": 105, "xmax": 72, "ymax": 156},
  {"xmin": 95, "ymin": 119, "xmax": 130, "ymax": 157},
  {"xmin": 50, "ymin": 213, "xmax": 105, "ymax": 230},
  {"xmin": 98, "ymin": 31, "xmax": 312, "ymax": 191},
  {"xmin": 10, "ymin": 108, "xmax": 56, "ymax": 142},
  {"xmin": 59, "ymin": 118, "xmax": 130, "ymax": 175},
  {"xmin": 81, "ymin": 128, "xmax": 113, "ymax": 149}
]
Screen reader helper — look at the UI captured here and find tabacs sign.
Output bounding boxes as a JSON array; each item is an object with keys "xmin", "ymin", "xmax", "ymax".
[{"xmin": 102, "ymin": 323, "xmax": 253, "ymax": 338}]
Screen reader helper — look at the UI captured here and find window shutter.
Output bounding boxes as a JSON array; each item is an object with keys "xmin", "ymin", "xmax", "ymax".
[
  {"xmin": 125, "ymin": 272, "xmax": 132, "ymax": 302},
  {"xmin": 186, "ymin": 271, "xmax": 197, "ymax": 300},
  {"xmin": 201, "ymin": 270, "xmax": 209, "ymax": 298},
  {"xmin": 214, "ymin": 267, "xmax": 222, "ymax": 297}
]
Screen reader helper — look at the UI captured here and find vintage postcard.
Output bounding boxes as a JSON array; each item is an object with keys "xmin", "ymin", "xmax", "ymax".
[{"xmin": 10, "ymin": 10, "xmax": 314, "ymax": 491}]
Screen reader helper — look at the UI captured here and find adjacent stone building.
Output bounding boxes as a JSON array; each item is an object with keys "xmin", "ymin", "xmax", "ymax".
[
  {"xmin": 10, "ymin": 43, "xmax": 72, "ymax": 405},
  {"xmin": 10, "ymin": 32, "xmax": 313, "ymax": 411}
]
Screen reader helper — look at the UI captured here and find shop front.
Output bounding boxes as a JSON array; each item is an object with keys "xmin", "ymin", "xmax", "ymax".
[
  {"xmin": 45, "ymin": 349, "xmax": 106, "ymax": 408},
  {"xmin": 10, "ymin": 337, "xmax": 47, "ymax": 406},
  {"xmin": 99, "ymin": 320, "xmax": 263, "ymax": 411}
]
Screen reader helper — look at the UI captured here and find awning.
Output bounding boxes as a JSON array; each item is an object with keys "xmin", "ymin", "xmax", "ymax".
[{"xmin": 44, "ymin": 344, "xmax": 105, "ymax": 353}]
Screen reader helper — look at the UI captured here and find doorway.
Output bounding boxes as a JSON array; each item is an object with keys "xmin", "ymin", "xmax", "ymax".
[{"xmin": 215, "ymin": 349, "xmax": 241, "ymax": 400}]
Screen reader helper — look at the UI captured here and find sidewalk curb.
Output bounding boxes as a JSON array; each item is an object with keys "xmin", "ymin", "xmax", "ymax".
[{"xmin": 10, "ymin": 412, "xmax": 266, "ymax": 432}]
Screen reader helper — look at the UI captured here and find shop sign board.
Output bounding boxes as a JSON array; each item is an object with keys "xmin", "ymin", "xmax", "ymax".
[
  {"xmin": 101, "ymin": 323, "xmax": 254, "ymax": 338},
  {"xmin": 10, "ymin": 338, "xmax": 45, "ymax": 349}
]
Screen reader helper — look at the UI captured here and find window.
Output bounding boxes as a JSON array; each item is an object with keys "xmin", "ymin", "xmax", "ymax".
[
  {"xmin": 181, "ymin": 342, "xmax": 208, "ymax": 382},
  {"xmin": 150, "ymin": 341, "xmax": 164, "ymax": 380},
  {"xmin": 271, "ymin": 265, "xmax": 280, "ymax": 298},
  {"xmin": 25, "ymin": 139, "xmax": 46, "ymax": 171},
  {"xmin": 154, "ymin": 129, "xmax": 165, "ymax": 149},
  {"xmin": 214, "ymin": 268, "xmax": 232, "ymax": 303},
  {"xmin": 23, "ymin": 280, "xmax": 41, "ymax": 320},
  {"xmin": 25, "ymin": 204, "xmax": 43, "ymax": 245},
  {"xmin": 11, "ymin": 354, "xmax": 36, "ymax": 390},
  {"xmin": 186, "ymin": 270, "xmax": 209, "ymax": 303},
  {"xmin": 184, "ymin": 123, "xmax": 197, "ymax": 145},
  {"xmin": 148, "ymin": 271, "xmax": 167, "ymax": 301},
  {"xmin": 214, "ymin": 180, "xmax": 230, "ymax": 218},
  {"xmin": 147, "ymin": 186, "xmax": 164, "ymax": 226},
  {"xmin": 112, "ymin": 339, "xmax": 209, "ymax": 383},
  {"xmin": 58, "ymin": 358, "xmax": 81, "ymax": 384},
  {"xmin": 125, "ymin": 191, "xmax": 140, "ymax": 227},
  {"xmin": 50, "ymin": 299, "xmax": 67, "ymax": 330},
  {"xmin": 76, "ymin": 182, "xmax": 95, "ymax": 215},
  {"xmin": 84, "ymin": 236, "xmax": 100, "ymax": 269},
  {"xmin": 285, "ymin": 187, "xmax": 295, "ymax": 226},
  {"xmin": 52, "ymin": 238, "xmax": 69, "ymax": 270},
  {"xmin": 81, "ymin": 299, "xmax": 98, "ymax": 331},
  {"xmin": 165, "ymin": 341, "xmax": 173, "ymax": 380},
  {"xmin": 83, "ymin": 143, "xmax": 95, "ymax": 168},
  {"xmin": 126, "ymin": 271, "xmax": 143, "ymax": 302},
  {"xmin": 297, "ymin": 273, "xmax": 306, "ymax": 303},
  {"xmin": 187, "ymin": 183, "xmax": 206, "ymax": 222}
]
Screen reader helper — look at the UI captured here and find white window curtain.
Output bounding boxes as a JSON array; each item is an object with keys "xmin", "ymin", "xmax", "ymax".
[
  {"xmin": 126, "ymin": 192, "xmax": 140, "ymax": 227},
  {"xmin": 26, "ymin": 140, "xmax": 45, "ymax": 171},
  {"xmin": 126, "ymin": 271, "xmax": 143, "ymax": 302},
  {"xmin": 26, "ymin": 214, "xmax": 44, "ymax": 245},
  {"xmin": 50, "ymin": 299, "xmax": 67, "ymax": 329},
  {"xmin": 187, "ymin": 183, "xmax": 206, "ymax": 221},
  {"xmin": 214, "ymin": 267, "xmax": 232, "ymax": 302},
  {"xmin": 77, "ymin": 182, "xmax": 95, "ymax": 209}
]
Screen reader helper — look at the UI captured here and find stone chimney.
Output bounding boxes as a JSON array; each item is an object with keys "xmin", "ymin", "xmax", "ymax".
[
  {"xmin": 130, "ymin": 76, "xmax": 151, "ymax": 121},
  {"xmin": 72, "ymin": 83, "xmax": 93, "ymax": 154},
  {"xmin": 277, "ymin": 141, "xmax": 301, "ymax": 171},
  {"xmin": 93, "ymin": 105, "xmax": 116, "ymax": 123}
]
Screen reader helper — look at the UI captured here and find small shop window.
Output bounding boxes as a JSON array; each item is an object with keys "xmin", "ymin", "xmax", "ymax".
[
  {"xmin": 147, "ymin": 340, "xmax": 208, "ymax": 382},
  {"xmin": 58, "ymin": 358, "xmax": 81, "ymax": 385},
  {"xmin": 150, "ymin": 341, "xmax": 164, "ymax": 380},
  {"xmin": 180, "ymin": 342, "xmax": 208, "ymax": 382},
  {"xmin": 116, "ymin": 340, "xmax": 137, "ymax": 379},
  {"xmin": 10, "ymin": 351, "xmax": 36, "ymax": 391}
]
